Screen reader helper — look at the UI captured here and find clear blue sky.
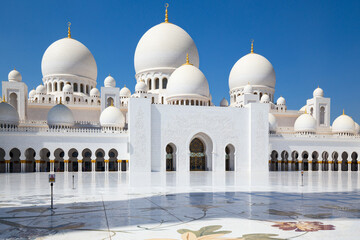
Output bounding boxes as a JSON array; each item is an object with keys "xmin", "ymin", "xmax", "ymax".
[{"xmin": 0, "ymin": 0, "xmax": 359, "ymax": 122}]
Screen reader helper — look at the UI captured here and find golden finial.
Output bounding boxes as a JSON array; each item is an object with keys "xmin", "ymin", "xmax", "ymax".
[
  {"xmin": 164, "ymin": 3, "xmax": 169, "ymax": 23},
  {"xmin": 183, "ymin": 53, "xmax": 193, "ymax": 65},
  {"xmin": 67, "ymin": 22, "xmax": 71, "ymax": 38},
  {"xmin": 250, "ymin": 39, "xmax": 254, "ymax": 53},
  {"xmin": 304, "ymin": 108, "xmax": 307, "ymax": 114},
  {"xmin": 343, "ymin": 109, "xmax": 345, "ymax": 115},
  {"xmin": 124, "ymin": 84, "xmax": 126, "ymax": 87},
  {"xmin": 110, "ymin": 99, "xmax": 114, "ymax": 106}
]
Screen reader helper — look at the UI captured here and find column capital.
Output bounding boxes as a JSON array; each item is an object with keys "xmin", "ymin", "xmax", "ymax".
[
  {"xmin": 20, "ymin": 160, "xmax": 26, "ymax": 164},
  {"xmin": 126, "ymin": 160, "xmax": 129, "ymax": 163},
  {"xmin": 104, "ymin": 159, "xmax": 109, "ymax": 163},
  {"xmin": 78, "ymin": 159, "xmax": 83, "ymax": 163},
  {"xmin": 5, "ymin": 160, "xmax": 10, "ymax": 163},
  {"xmin": 64, "ymin": 160, "xmax": 69, "ymax": 163},
  {"xmin": 35, "ymin": 160, "xmax": 41, "ymax": 163},
  {"xmin": 49, "ymin": 160, "xmax": 55, "ymax": 163},
  {"xmin": 91, "ymin": 160, "xmax": 96, "ymax": 163},
  {"xmin": 117, "ymin": 160, "xmax": 122, "ymax": 163},
  {"xmin": 347, "ymin": 161, "xmax": 352, "ymax": 164}
]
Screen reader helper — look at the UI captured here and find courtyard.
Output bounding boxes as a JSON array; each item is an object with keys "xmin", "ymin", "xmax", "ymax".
[{"xmin": 0, "ymin": 172, "xmax": 359, "ymax": 239}]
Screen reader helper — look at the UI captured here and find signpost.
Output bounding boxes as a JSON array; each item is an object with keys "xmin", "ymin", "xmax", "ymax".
[{"xmin": 49, "ymin": 174, "xmax": 55, "ymax": 209}]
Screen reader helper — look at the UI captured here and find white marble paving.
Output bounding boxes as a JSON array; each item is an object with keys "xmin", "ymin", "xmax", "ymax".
[{"xmin": 0, "ymin": 172, "xmax": 360, "ymax": 239}]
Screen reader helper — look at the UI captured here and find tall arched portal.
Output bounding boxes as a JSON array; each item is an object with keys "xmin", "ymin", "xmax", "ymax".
[
  {"xmin": 166, "ymin": 144, "xmax": 176, "ymax": 171},
  {"xmin": 225, "ymin": 144, "xmax": 235, "ymax": 171},
  {"xmin": 190, "ymin": 138, "xmax": 206, "ymax": 171}
]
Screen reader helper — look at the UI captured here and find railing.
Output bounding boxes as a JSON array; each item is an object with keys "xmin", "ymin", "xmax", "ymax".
[{"xmin": 0, "ymin": 125, "xmax": 128, "ymax": 134}]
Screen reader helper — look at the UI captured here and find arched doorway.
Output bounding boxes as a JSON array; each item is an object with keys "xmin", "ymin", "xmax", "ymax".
[
  {"xmin": 190, "ymin": 138, "xmax": 206, "ymax": 171},
  {"xmin": 225, "ymin": 144, "xmax": 235, "ymax": 171},
  {"xmin": 166, "ymin": 144, "xmax": 176, "ymax": 171},
  {"xmin": 302, "ymin": 151, "xmax": 309, "ymax": 171},
  {"xmin": 9, "ymin": 93, "xmax": 18, "ymax": 111}
]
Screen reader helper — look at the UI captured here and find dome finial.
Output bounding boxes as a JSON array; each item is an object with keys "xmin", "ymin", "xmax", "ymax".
[
  {"xmin": 164, "ymin": 3, "xmax": 169, "ymax": 23},
  {"xmin": 250, "ymin": 39, "xmax": 254, "ymax": 53},
  {"xmin": 67, "ymin": 22, "xmax": 71, "ymax": 38},
  {"xmin": 183, "ymin": 53, "xmax": 193, "ymax": 65},
  {"xmin": 110, "ymin": 99, "xmax": 114, "ymax": 107},
  {"xmin": 304, "ymin": 108, "xmax": 307, "ymax": 114},
  {"xmin": 343, "ymin": 109, "xmax": 345, "ymax": 115}
]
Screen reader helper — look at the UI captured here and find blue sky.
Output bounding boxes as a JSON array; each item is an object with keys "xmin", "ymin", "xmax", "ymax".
[{"xmin": 0, "ymin": 0, "xmax": 359, "ymax": 122}]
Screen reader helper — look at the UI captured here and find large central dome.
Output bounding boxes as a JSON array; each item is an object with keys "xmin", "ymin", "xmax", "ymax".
[
  {"xmin": 41, "ymin": 38, "xmax": 97, "ymax": 82},
  {"xmin": 134, "ymin": 23, "xmax": 199, "ymax": 74}
]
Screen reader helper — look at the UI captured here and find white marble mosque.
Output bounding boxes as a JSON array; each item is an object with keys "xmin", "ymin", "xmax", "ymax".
[{"xmin": 1, "ymin": 5, "xmax": 360, "ymax": 175}]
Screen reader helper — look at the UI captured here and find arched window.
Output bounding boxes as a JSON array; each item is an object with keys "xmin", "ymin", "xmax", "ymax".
[
  {"xmin": 80, "ymin": 84, "xmax": 84, "ymax": 93},
  {"xmin": 162, "ymin": 78, "xmax": 168, "ymax": 89},
  {"xmin": 55, "ymin": 82, "xmax": 58, "ymax": 91},
  {"xmin": 191, "ymin": 100, "xmax": 194, "ymax": 105},
  {"xmin": 310, "ymin": 107, "xmax": 314, "ymax": 116},
  {"xmin": 152, "ymin": 97, "xmax": 155, "ymax": 104},
  {"xmin": 320, "ymin": 106, "xmax": 325, "ymax": 125},
  {"xmin": 148, "ymin": 79, "xmax": 152, "ymax": 90},
  {"xmin": 74, "ymin": 83, "xmax": 78, "ymax": 92},
  {"xmin": 60, "ymin": 82, "xmax": 64, "ymax": 91},
  {"xmin": 9, "ymin": 93, "xmax": 18, "ymax": 111},
  {"xmin": 86, "ymin": 85, "xmax": 89, "ymax": 94},
  {"xmin": 161, "ymin": 96, "xmax": 164, "ymax": 104},
  {"xmin": 155, "ymin": 78, "xmax": 159, "ymax": 89},
  {"xmin": 186, "ymin": 100, "xmax": 189, "ymax": 105},
  {"xmin": 66, "ymin": 97, "xmax": 70, "ymax": 103},
  {"xmin": 107, "ymin": 97, "xmax": 114, "ymax": 107}
]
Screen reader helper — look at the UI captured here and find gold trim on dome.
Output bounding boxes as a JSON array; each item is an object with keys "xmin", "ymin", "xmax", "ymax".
[{"xmin": 67, "ymin": 22, "xmax": 71, "ymax": 38}]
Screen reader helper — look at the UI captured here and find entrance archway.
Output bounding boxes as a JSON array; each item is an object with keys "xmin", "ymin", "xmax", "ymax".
[
  {"xmin": 166, "ymin": 144, "xmax": 176, "ymax": 171},
  {"xmin": 225, "ymin": 144, "xmax": 235, "ymax": 171},
  {"xmin": 190, "ymin": 138, "xmax": 206, "ymax": 171}
]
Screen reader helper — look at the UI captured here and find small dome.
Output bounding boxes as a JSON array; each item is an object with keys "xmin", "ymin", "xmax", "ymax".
[
  {"xmin": 220, "ymin": 98, "xmax": 229, "ymax": 107},
  {"xmin": 166, "ymin": 64, "xmax": 210, "ymax": 99},
  {"xmin": 134, "ymin": 22, "xmax": 199, "ymax": 74},
  {"xmin": 47, "ymin": 104, "xmax": 75, "ymax": 127},
  {"xmin": 90, "ymin": 87, "xmax": 100, "ymax": 97},
  {"xmin": 269, "ymin": 113, "xmax": 277, "ymax": 132},
  {"xmin": 41, "ymin": 38, "xmax": 97, "ymax": 83},
  {"xmin": 229, "ymin": 52, "xmax": 276, "ymax": 91},
  {"xmin": 294, "ymin": 113, "xmax": 316, "ymax": 133},
  {"xmin": 0, "ymin": 101, "xmax": 19, "ymax": 126},
  {"xmin": 8, "ymin": 69, "xmax": 22, "ymax": 82},
  {"xmin": 29, "ymin": 89, "xmax": 36, "ymax": 98},
  {"xmin": 135, "ymin": 80, "xmax": 148, "ymax": 93},
  {"xmin": 355, "ymin": 122, "xmax": 360, "ymax": 135},
  {"xmin": 243, "ymin": 83, "xmax": 253, "ymax": 94},
  {"xmin": 104, "ymin": 75, "xmax": 116, "ymax": 88},
  {"xmin": 120, "ymin": 86, "xmax": 131, "ymax": 97},
  {"xmin": 313, "ymin": 87, "xmax": 324, "ymax": 98},
  {"xmin": 277, "ymin": 96, "xmax": 286, "ymax": 105},
  {"xmin": 332, "ymin": 112, "xmax": 355, "ymax": 134},
  {"xmin": 36, "ymin": 85, "xmax": 46, "ymax": 95},
  {"xmin": 100, "ymin": 106, "xmax": 125, "ymax": 128},
  {"xmin": 63, "ymin": 84, "xmax": 73, "ymax": 93},
  {"xmin": 261, "ymin": 94, "xmax": 270, "ymax": 103}
]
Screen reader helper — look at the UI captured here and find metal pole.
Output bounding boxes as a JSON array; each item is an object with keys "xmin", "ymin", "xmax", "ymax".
[
  {"xmin": 301, "ymin": 170, "xmax": 304, "ymax": 186},
  {"xmin": 51, "ymin": 183, "xmax": 53, "ymax": 209},
  {"xmin": 72, "ymin": 174, "xmax": 75, "ymax": 189}
]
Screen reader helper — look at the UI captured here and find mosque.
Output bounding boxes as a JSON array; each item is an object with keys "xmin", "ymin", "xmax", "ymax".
[{"xmin": 1, "ymin": 5, "xmax": 359, "ymax": 174}]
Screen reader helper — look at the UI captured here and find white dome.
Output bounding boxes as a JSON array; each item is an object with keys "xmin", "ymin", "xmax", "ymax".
[
  {"xmin": 243, "ymin": 83, "xmax": 253, "ymax": 94},
  {"xmin": 63, "ymin": 84, "xmax": 73, "ymax": 93},
  {"xmin": 332, "ymin": 113, "xmax": 355, "ymax": 134},
  {"xmin": 261, "ymin": 94, "xmax": 270, "ymax": 103},
  {"xmin": 220, "ymin": 98, "xmax": 229, "ymax": 107},
  {"xmin": 166, "ymin": 64, "xmax": 209, "ymax": 98},
  {"xmin": 294, "ymin": 113, "xmax": 316, "ymax": 133},
  {"xmin": 229, "ymin": 53, "xmax": 276, "ymax": 91},
  {"xmin": 100, "ymin": 106, "xmax": 125, "ymax": 128},
  {"xmin": 41, "ymin": 38, "xmax": 97, "ymax": 82},
  {"xmin": 8, "ymin": 69, "xmax": 22, "ymax": 82},
  {"xmin": 313, "ymin": 87, "xmax": 324, "ymax": 98},
  {"xmin": 29, "ymin": 89, "xmax": 36, "ymax": 98},
  {"xmin": 0, "ymin": 102, "xmax": 19, "ymax": 126},
  {"xmin": 36, "ymin": 85, "xmax": 46, "ymax": 94},
  {"xmin": 276, "ymin": 96, "xmax": 286, "ymax": 105},
  {"xmin": 134, "ymin": 23, "xmax": 199, "ymax": 74},
  {"xmin": 104, "ymin": 75, "xmax": 116, "ymax": 88},
  {"xmin": 120, "ymin": 86, "xmax": 131, "ymax": 97},
  {"xmin": 355, "ymin": 122, "xmax": 360, "ymax": 135},
  {"xmin": 47, "ymin": 104, "xmax": 75, "ymax": 127},
  {"xmin": 90, "ymin": 87, "xmax": 100, "ymax": 97},
  {"xmin": 269, "ymin": 113, "xmax": 277, "ymax": 132},
  {"xmin": 135, "ymin": 81, "xmax": 148, "ymax": 93}
]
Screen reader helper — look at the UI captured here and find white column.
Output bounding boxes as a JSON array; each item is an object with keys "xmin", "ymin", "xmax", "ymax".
[
  {"xmin": 35, "ymin": 160, "xmax": 41, "ymax": 172},
  {"xmin": 348, "ymin": 161, "xmax": 352, "ymax": 172},
  {"xmin": 358, "ymin": 160, "xmax": 360, "ymax": 172},
  {"xmin": 126, "ymin": 160, "xmax": 129, "ymax": 172},
  {"xmin": 117, "ymin": 160, "xmax": 121, "ymax": 172},
  {"xmin": 299, "ymin": 160, "xmax": 303, "ymax": 171},
  {"xmin": 50, "ymin": 160, "xmax": 55, "ymax": 172},
  {"xmin": 338, "ymin": 161, "xmax": 342, "ymax": 172},
  {"xmin": 78, "ymin": 160, "xmax": 83, "ymax": 172},
  {"xmin": 91, "ymin": 160, "xmax": 96, "ymax": 172},
  {"xmin": 104, "ymin": 160, "xmax": 109, "ymax": 172},
  {"xmin": 64, "ymin": 160, "xmax": 69, "ymax": 172},
  {"xmin": 308, "ymin": 160, "xmax": 313, "ymax": 171},
  {"xmin": 5, "ymin": 160, "xmax": 10, "ymax": 173},
  {"xmin": 277, "ymin": 160, "xmax": 282, "ymax": 171},
  {"xmin": 20, "ymin": 160, "xmax": 26, "ymax": 173}
]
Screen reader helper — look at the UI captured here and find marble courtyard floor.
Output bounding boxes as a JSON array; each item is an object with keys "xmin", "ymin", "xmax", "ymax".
[{"xmin": 0, "ymin": 172, "xmax": 359, "ymax": 239}]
